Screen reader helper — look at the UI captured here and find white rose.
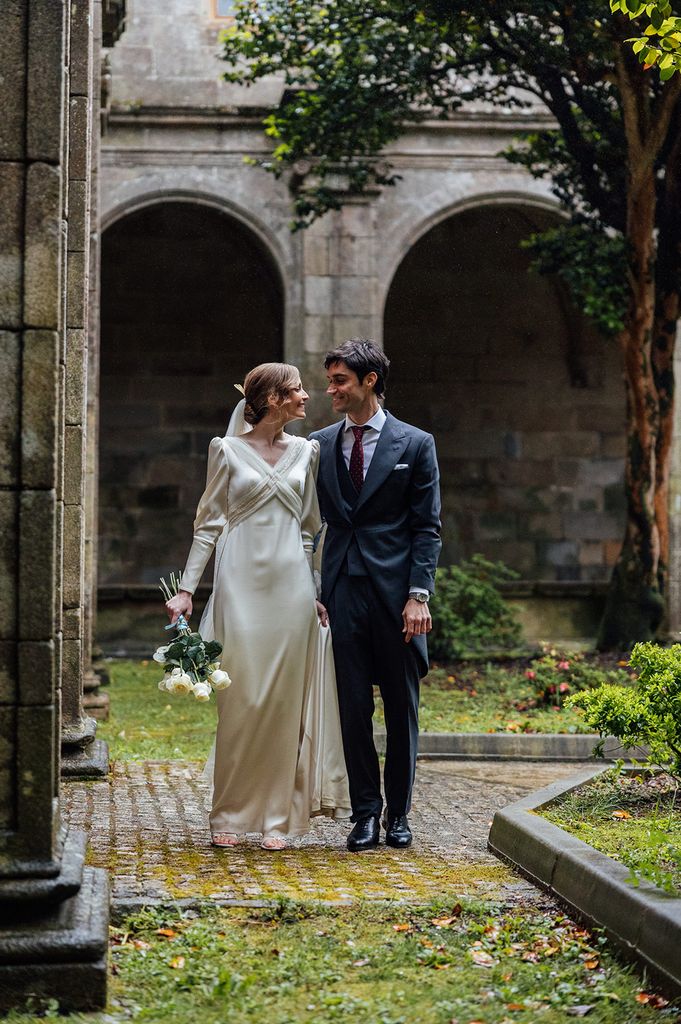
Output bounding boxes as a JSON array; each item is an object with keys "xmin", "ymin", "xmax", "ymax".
[
  {"xmin": 210, "ymin": 669, "xmax": 232, "ymax": 690},
  {"xmin": 193, "ymin": 682, "xmax": 212, "ymax": 702},
  {"xmin": 152, "ymin": 645, "xmax": 170, "ymax": 664},
  {"xmin": 168, "ymin": 672, "xmax": 193, "ymax": 695},
  {"xmin": 158, "ymin": 674, "xmax": 172, "ymax": 691}
]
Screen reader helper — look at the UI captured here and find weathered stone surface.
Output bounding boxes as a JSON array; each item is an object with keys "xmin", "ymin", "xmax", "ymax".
[
  {"xmin": 62, "ymin": 504, "xmax": 84, "ymax": 610},
  {"xmin": 0, "ymin": 492, "xmax": 18, "ymax": 643},
  {"xmin": 21, "ymin": 331, "xmax": 59, "ymax": 489},
  {"xmin": 16, "ymin": 705, "xmax": 57, "ymax": 847},
  {"xmin": 63, "ymin": 426, "xmax": 85, "ymax": 506},
  {"xmin": 18, "ymin": 490, "xmax": 57, "ymax": 641},
  {"xmin": 67, "ymin": 180, "xmax": 89, "ymax": 254},
  {"xmin": 0, "ymin": 166, "xmax": 24, "ymax": 329},
  {"xmin": 17, "ymin": 641, "xmax": 55, "ymax": 707},
  {"xmin": 23, "ymin": 165, "xmax": 62, "ymax": 329},
  {"xmin": 66, "ymin": 250, "xmax": 87, "ymax": 330},
  {"xmin": 0, "ymin": 706, "xmax": 15, "ymax": 830},
  {"xmin": 0, "ymin": 334, "xmax": 20, "ymax": 485},
  {"xmin": 26, "ymin": 0, "xmax": 66, "ymax": 162},
  {"xmin": 68, "ymin": 0, "xmax": 92, "ymax": 98},
  {"xmin": 65, "ymin": 330, "xmax": 87, "ymax": 425},
  {"xmin": 0, "ymin": 2, "xmax": 27, "ymax": 161},
  {"xmin": 63, "ymin": 608, "xmax": 82, "ymax": 641},
  {"xmin": 68, "ymin": 96, "xmax": 90, "ymax": 182},
  {"xmin": 0, "ymin": 867, "xmax": 109, "ymax": 1012},
  {"xmin": 0, "ymin": 643, "xmax": 17, "ymax": 706}
]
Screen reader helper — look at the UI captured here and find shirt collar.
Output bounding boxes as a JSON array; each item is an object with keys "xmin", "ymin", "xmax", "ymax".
[{"xmin": 344, "ymin": 406, "xmax": 386, "ymax": 434}]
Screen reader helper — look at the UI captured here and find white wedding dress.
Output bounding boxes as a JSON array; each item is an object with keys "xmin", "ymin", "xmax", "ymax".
[{"xmin": 180, "ymin": 410, "xmax": 351, "ymax": 838}]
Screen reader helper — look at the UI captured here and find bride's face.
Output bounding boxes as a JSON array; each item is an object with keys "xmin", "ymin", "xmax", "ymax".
[{"xmin": 278, "ymin": 379, "xmax": 309, "ymax": 423}]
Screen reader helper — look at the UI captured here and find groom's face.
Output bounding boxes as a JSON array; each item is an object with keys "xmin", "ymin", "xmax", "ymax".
[{"xmin": 326, "ymin": 360, "xmax": 374, "ymax": 417}]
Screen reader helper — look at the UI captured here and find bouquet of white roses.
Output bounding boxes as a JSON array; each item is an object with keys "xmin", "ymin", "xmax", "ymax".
[{"xmin": 153, "ymin": 572, "xmax": 231, "ymax": 701}]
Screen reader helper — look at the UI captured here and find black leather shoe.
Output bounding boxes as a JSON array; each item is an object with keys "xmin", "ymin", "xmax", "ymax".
[
  {"xmin": 383, "ymin": 814, "xmax": 412, "ymax": 849},
  {"xmin": 347, "ymin": 815, "xmax": 380, "ymax": 852}
]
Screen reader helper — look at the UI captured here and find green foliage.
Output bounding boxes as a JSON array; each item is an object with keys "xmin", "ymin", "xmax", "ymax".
[
  {"xmin": 567, "ymin": 641, "xmax": 681, "ymax": 780},
  {"xmin": 519, "ymin": 223, "xmax": 628, "ymax": 337},
  {"xmin": 429, "ymin": 556, "xmax": 522, "ymax": 660},
  {"xmin": 611, "ymin": 0, "xmax": 681, "ymax": 79},
  {"xmin": 523, "ymin": 645, "xmax": 630, "ymax": 707}
]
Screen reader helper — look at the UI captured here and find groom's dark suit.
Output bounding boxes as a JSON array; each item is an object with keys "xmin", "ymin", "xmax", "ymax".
[{"xmin": 310, "ymin": 412, "xmax": 441, "ymax": 822}]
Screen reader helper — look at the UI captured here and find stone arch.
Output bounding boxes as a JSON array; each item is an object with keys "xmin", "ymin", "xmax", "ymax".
[
  {"xmin": 383, "ymin": 199, "xmax": 626, "ymax": 581},
  {"xmin": 99, "ymin": 198, "xmax": 285, "ymax": 585}
]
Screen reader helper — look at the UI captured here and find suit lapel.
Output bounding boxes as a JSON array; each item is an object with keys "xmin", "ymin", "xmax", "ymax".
[
  {"xmin": 354, "ymin": 412, "xmax": 407, "ymax": 515},
  {"xmin": 319, "ymin": 422, "xmax": 351, "ymax": 520}
]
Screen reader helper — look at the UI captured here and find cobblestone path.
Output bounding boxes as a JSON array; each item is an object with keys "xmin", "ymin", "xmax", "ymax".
[{"xmin": 64, "ymin": 759, "xmax": 589, "ymax": 908}]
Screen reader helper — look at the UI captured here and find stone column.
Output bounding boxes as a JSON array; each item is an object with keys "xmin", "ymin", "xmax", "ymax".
[
  {"xmin": 300, "ymin": 197, "xmax": 380, "ymax": 423},
  {"xmin": 0, "ymin": 1, "xmax": 108, "ymax": 1009},
  {"xmin": 60, "ymin": 0, "xmax": 108, "ymax": 776},
  {"xmin": 667, "ymin": 327, "xmax": 681, "ymax": 634}
]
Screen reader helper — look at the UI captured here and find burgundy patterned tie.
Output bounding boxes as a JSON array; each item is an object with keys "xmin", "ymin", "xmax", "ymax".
[{"xmin": 349, "ymin": 425, "xmax": 368, "ymax": 491}]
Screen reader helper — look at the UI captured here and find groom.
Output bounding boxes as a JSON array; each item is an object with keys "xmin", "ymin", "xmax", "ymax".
[{"xmin": 310, "ymin": 339, "xmax": 441, "ymax": 852}]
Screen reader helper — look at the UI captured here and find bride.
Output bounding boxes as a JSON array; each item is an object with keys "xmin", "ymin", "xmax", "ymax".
[{"xmin": 166, "ymin": 363, "xmax": 351, "ymax": 849}]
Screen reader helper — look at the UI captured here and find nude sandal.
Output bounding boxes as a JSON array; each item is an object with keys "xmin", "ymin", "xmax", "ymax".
[
  {"xmin": 211, "ymin": 832, "xmax": 239, "ymax": 847},
  {"xmin": 260, "ymin": 836, "xmax": 287, "ymax": 850}
]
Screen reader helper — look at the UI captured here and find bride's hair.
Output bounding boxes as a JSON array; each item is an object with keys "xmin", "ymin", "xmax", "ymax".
[{"xmin": 242, "ymin": 362, "xmax": 301, "ymax": 425}]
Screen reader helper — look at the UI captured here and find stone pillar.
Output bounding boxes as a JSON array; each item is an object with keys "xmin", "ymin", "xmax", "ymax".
[
  {"xmin": 300, "ymin": 197, "xmax": 380, "ymax": 420},
  {"xmin": 81, "ymin": 0, "xmax": 111, "ymax": 722},
  {"xmin": 60, "ymin": 0, "xmax": 108, "ymax": 776},
  {"xmin": 667, "ymin": 327, "xmax": 681, "ymax": 635},
  {"xmin": 0, "ymin": 1, "xmax": 108, "ymax": 1009}
]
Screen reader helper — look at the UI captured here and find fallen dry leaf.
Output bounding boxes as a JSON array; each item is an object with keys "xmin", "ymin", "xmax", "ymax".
[
  {"xmin": 352, "ymin": 958, "xmax": 370, "ymax": 967},
  {"xmin": 566, "ymin": 1007, "xmax": 594, "ymax": 1018},
  {"xmin": 156, "ymin": 928, "xmax": 178, "ymax": 938},
  {"xmin": 583, "ymin": 959, "xmax": 600, "ymax": 970},
  {"xmin": 505, "ymin": 1003, "xmax": 525, "ymax": 1011},
  {"xmin": 470, "ymin": 949, "xmax": 496, "ymax": 967},
  {"xmin": 393, "ymin": 923, "xmax": 413, "ymax": 933},
  {"xmin": 636, "ymin": 993, "xmax": 669, "ymax": 1008},
  {"xmin": 169, "ymin": 956, "xmax": 185, "ymax": 969},
  {"xmin": 431, "ymin": 916, "xmax": 457, "ymax": 928},
  {"xmin": 612, "ymin": 810, "xmax": 632, "ymax": 820}
]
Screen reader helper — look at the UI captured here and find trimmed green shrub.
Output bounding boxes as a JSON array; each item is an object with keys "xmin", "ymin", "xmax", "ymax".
[
  {"xmin": 524, "ymin": 645, "xmax": 628, "ymax": 708},
  {"xmin": 567, "ymin": 641, "xmax": 681, "ymax": 782},
  {"xmin": 429, "ymin": 556, "xmax": 522, "ymax": 661}
]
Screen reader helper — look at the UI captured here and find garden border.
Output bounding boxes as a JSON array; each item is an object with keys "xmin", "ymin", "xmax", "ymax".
[
  {"xmin": 487, "ymin": 766, "xmax": 681, "ymax": 994},
  {"xmin": 374, "ymin": 730, "xmax": 647, "ymax": 762}
]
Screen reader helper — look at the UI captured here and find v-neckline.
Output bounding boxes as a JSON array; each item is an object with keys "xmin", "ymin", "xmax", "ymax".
[{"xmin": 230, "ymin": 435, "xmax": 301, "ymax": 473}]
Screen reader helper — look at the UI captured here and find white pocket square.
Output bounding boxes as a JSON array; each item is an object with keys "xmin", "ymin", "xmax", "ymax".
[{"xmin": 394, "ymin": 464, "xmax": 409, "ymax": 470}]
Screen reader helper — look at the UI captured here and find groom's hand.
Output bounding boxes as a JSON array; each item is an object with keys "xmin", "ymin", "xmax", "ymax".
[{"xmin": 402, "ymin": 598, "xmax": 432, "ymax": 643}]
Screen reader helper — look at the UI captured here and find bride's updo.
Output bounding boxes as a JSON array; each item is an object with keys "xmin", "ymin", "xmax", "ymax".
[{"xmin": 242, "ymin": 362, "xmax": 301, "ymax": 425}]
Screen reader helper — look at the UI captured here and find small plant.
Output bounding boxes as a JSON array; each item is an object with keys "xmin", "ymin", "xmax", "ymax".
[
  {"xmin": 567, "ymin": 641, "xmax": 681, "ymax": 782},
  {"xmin": 523, "ymin": 645, "xmax": 628, "ymax": 708},
  {"xmin": 429, "ymin": 556, "xmax": 522, "ymax": 661}
]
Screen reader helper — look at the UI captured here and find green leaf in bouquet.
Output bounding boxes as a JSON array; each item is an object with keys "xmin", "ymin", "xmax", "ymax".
[{"xmin": 204, "ymin": 641, "xmax": 223, "ymax": 659}]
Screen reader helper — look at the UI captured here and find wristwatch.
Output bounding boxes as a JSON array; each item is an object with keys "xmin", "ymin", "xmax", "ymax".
[{"xmin": 408, "ymin": 591, "xmax": 429, "ymax": 603}]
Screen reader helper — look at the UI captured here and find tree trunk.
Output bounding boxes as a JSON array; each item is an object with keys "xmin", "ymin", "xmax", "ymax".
[{"xmin": 598, "ymin": 79, "xmax": 661, "ymax": 647}]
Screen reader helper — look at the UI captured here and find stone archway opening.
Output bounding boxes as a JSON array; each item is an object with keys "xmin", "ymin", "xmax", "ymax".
[
  {"xmin": 384, "ymin": 202, "xmax": 625, "ymax": 584},
  {"xmin": 99, "ymin": 200, "xmax": 284, "ymax": 588}
]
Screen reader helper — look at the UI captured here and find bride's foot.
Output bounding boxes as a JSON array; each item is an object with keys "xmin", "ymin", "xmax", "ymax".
[
  {"xmin": 260, "ymin": 836, "xmax": 288, "ymax": 850},
  {"xmin": 211, "ymin": 832, "xmax": 239, "ymax": 847}
]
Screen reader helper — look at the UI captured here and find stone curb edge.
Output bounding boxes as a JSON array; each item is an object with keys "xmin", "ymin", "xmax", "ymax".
[
  {"xmin": 487, "ymin": 766, "xmax": 681, "ymax": 994},
  {"xmin": 374, "ymin": 730, "xmax": 647, "ymax": 762}
]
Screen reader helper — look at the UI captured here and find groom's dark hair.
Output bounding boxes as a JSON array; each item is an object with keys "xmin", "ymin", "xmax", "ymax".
[{"xmin": 324, "ymin": 339, "xmax": 390, "ymax": 399}]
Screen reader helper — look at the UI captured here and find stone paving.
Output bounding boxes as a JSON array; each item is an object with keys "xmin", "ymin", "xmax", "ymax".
[{"xmin": 63, "ymin": 758, "xmax": 590, "ymax": 908}]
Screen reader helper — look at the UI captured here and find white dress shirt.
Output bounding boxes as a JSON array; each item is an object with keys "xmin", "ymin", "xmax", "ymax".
[
  {"xmin": 341, "ymin": 406, "xmax": 386, "ymax": 477},
  {"xmin": 341, "ymin": 406, "xmax": 428, "ymax": 599}
]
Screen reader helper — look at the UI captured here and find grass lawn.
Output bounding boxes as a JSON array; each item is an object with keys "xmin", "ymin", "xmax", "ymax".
[
  {"xmin": 7, "ymin": 900, "xmax": 678, "ymax": 1023},
  {"xmin": 99, "ymin": 657, "xmax": 613, "ymax": 762},
  {"xmin": 542, "ymin": 770, "xmax": 681, "ymax": 897}
]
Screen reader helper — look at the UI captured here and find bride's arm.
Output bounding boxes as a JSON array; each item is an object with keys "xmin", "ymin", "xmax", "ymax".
[
  {"xmin": 300, "ymin": 440, "xmax": 328, "ymax": 625},
  {"xmin": 166, "ymin": 437, "xmax": 229, "ymax": 623}
]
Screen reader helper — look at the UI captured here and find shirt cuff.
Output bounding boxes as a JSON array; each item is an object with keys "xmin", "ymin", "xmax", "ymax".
[{"xmin": 408, "ymin": 586, "xmax": 429, "ymax": 598}]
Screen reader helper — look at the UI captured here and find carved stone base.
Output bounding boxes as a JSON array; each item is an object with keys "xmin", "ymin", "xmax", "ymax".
[
  {"xmin": 61, "ymin": 738, "xmax": 109, "ymax": 779},
  {"xmin": 0, "ymin": 867, "xmax": 109, "ymax": 1012}
]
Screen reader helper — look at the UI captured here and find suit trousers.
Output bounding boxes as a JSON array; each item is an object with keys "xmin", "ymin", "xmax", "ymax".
[{"xmin": 327, "ymin": 573, "xmax": 420, "ymax": 821}]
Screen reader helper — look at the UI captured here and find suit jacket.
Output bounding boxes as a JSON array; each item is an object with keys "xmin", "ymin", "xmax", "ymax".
[{"xmin": 309, "ymin": 412, "xmax": 442, "ymax": 676}]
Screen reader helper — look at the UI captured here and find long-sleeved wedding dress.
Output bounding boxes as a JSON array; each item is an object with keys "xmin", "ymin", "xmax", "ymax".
[{"xmin": 180, "ymin": 428, "xmax": 351, "ymax": 838}]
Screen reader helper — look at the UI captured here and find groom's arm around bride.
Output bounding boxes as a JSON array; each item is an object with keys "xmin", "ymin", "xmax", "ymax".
[{"xmin": 309, "ymin": 338, "xmax": 441, "ymax": 852}]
